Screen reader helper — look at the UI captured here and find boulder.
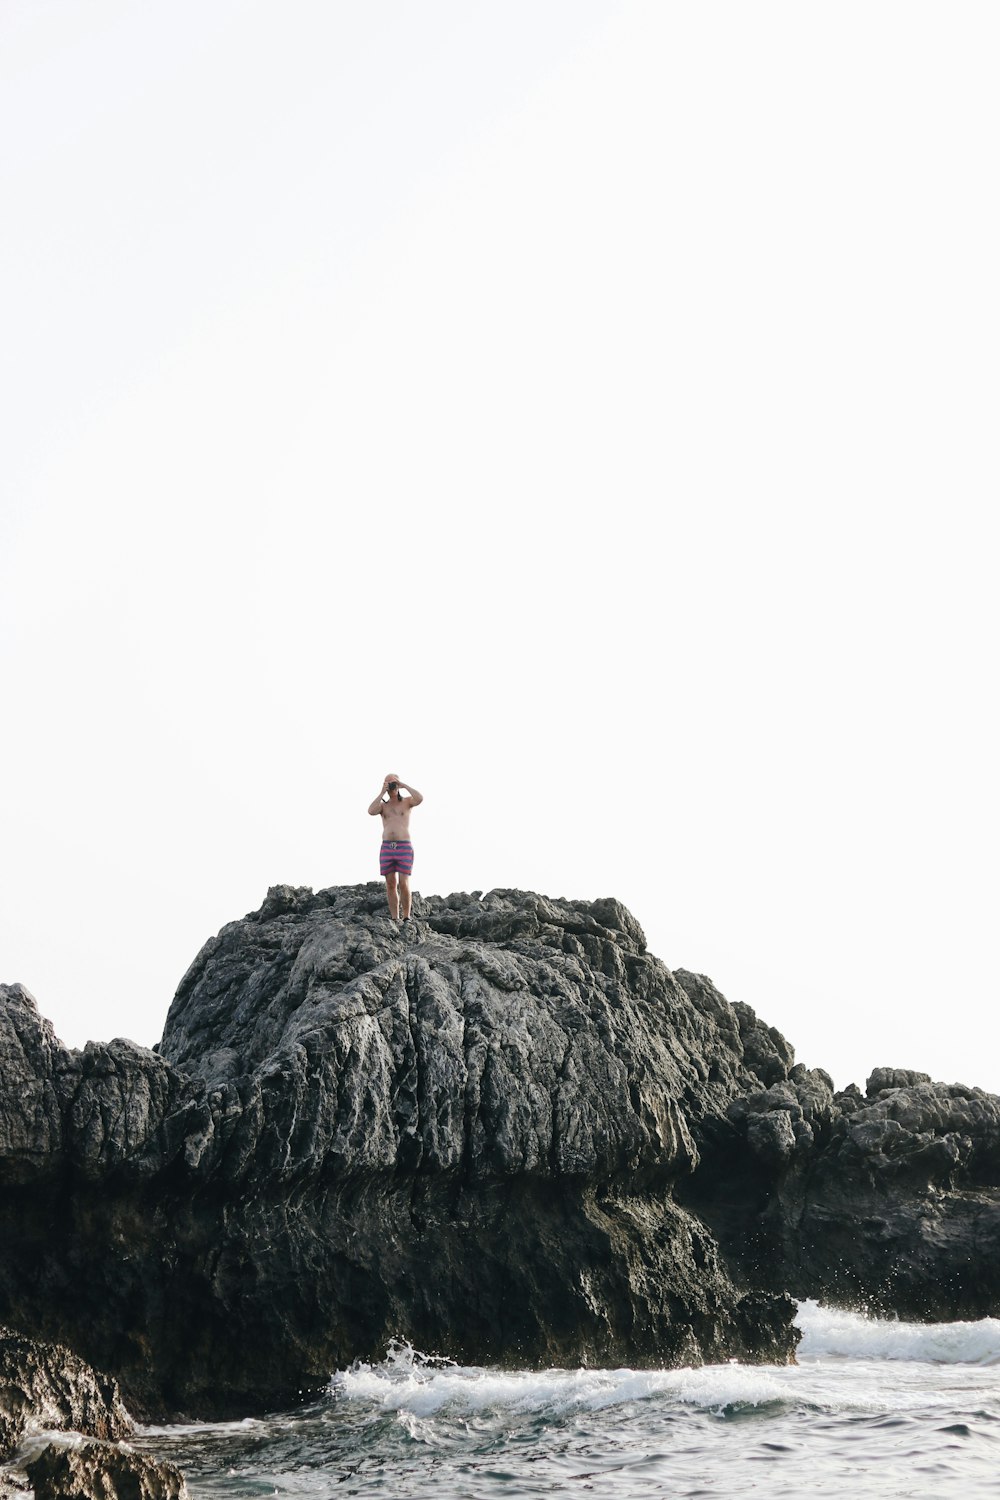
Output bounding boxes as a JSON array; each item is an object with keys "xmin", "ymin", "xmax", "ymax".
[
  {"xmin": 0, "ymin": 887, "xmax": 800, "ymax": 1416},
  {"xmin": 0, "ymin": 1330, "xmax": 173, "ymax": 1500},
  {"xmin": 0, "ymin": 1329, "xmax": 131, "ymax": 1462},
  {"xmin": 25, "ymin": 1442, "xmax": 187, "ymax": 1500}
]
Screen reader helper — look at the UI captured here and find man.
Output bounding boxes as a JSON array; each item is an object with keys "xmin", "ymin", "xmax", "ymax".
[{"xmin": 368, "ymin": 772, "xmax": 423, "ymax": 920}]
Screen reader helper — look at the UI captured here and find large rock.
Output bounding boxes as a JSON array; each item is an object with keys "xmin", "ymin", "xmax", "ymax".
[
  {"xmin": 0, "ymin": 1330, "xmax": 186, "ymax": 1500},
  {"xmin": 0, "ymin": 887, "xmax": 800, "ymax": 1416},
  {"xmin": 4, "ymin": 883, "xmax": 998, "ymax": 1419},
  {"xmin": 0, "ymin": 1328, "xmax": 132, "ymax": 1462},
  {"xmin": 25, "ymin": 1442, "xmax": 188, "ymax": 1500},
  {"xmin": 682, "ymin": 1060, "xmax": 1000, "ymax": 1319}
]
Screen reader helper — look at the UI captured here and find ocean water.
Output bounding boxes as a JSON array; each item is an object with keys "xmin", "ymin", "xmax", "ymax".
[{"xmin": 135, "ymin": 1302, "xmax": 1000, "ymax": 1499}]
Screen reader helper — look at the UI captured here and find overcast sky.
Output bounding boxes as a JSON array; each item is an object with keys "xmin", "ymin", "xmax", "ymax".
[{"xmin": 2, "ymin": 1, "xmax": 997, "ymax": 1094}]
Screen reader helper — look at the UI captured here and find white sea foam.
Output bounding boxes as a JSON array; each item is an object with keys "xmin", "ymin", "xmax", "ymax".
[
  {"xmin": 140, "ymin": 1417, "xmax": 265, "ymax": 1438},
  {"xmin": 795, "ymin": 1298, "xmax": 1000, "ymax": 1365},
  {"xmin": 326, "ymin": 1298, "xmax": 1000, "ymax": 1434},
  {"xmin": 330, "ymin": 1305, "xmax": 1000, "ymax": 1428},
  {"xmin": 333, "ymin": 1341, "xmax": 788, "ymax": 1416},
  {"xmin": 143, "ymin": 1346, "xmax": 1000, "ymax": 1500}
]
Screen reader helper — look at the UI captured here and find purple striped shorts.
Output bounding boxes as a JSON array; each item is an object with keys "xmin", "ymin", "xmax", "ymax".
[{"xmin": 380, "ymin": 840, "xmax": 414, "ymax": 876}]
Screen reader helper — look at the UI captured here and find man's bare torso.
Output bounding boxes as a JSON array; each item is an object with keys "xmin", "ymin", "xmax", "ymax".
[{"xmin": 380, "ymin": 795, "xmax": 414, "ymax": 841}]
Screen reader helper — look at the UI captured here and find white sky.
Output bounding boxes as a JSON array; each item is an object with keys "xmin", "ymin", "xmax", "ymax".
[{"xmin": 2, "ymin": 1, "xmax": 998, "ymax": 1094}]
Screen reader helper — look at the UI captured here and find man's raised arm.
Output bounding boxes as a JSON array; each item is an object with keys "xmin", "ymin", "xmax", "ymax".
[
  {"xmin": 368, "ymin": 777, "xmax": 389, "ymax": 816},
  {"xmin": 399, "ymin": 780, "xmax": 423, "ymax": 807}
]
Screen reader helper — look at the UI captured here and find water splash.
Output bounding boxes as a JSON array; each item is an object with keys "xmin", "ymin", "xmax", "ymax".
[
  {"xmin": 333, "ymin": 1340, "xmax": 788, "ymax": 1417},
  {"xmin": 796, "ymin": 1299, "xmax": 1000, "ymax": 1366}
]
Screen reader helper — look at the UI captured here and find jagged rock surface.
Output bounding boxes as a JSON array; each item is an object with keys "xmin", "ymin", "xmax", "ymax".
[
  {"xmin": 0, "ymin": 888, "xmax": 801, "ymax": 1415},
  {"xmin": 0, "ymin": 1329, "xmax": 132, "ymax": 1461},
  {"xmin": 2, "ymin": 884, "xmax": 998, "ymax": 1420},
  {"xmin": 0, "ymin": 1331, "xmax": 187, "ymax": 1500},
  {"xmin": 680, "ymin": 1054, "xmax": 1000, "ymax": 1318},
  {"xmin": 25, "ymin": 1442, "xmax": 188, "ymax": 1500}
]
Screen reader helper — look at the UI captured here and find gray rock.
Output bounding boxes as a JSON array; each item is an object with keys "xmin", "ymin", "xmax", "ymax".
[
  {"xmin": 25, "ymin": 1441, "xmax": 187, "ymax": 1500},
  {"xmin": 867, "ymin": 1067, "xmax": 933, "ymax": 1096},
  {"xmin": 0, "ymin": 987, "xmax": 63, "ymax": 1179},
  {"xmin": 686, "ymin": 1066, "xmax": 1000, "ymax": 1321},
  {"xmin": 0, "ymin": 888, "xmax": 800, "ymax": 1416},
  {"xmin": 0, "ymin": 1328, "xmax": 132, "ymax": 1462},
  {"xmin": 746, "ymin": 1110, "xmax": 797, "ymax": 1166},
  {"xmin": 6, "ymin": 882, "xmax": 1000, "ymax": 1416}
]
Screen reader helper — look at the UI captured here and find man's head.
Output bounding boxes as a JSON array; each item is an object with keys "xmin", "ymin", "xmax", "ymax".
[{"xmin": 386, "ymin": 772, "xmax": 400, "ymax": 797}]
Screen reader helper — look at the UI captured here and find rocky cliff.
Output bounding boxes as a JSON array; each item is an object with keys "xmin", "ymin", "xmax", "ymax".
[
  {"xmin": 1, "ymin": 883, "xmax": 997, "ymax": 1420},
  {"xmin": 683, "ymin": 1060, "xmax": 1000, "ymax": 1318}
]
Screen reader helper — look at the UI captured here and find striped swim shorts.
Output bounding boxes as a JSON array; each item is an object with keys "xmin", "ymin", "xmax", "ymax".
[{"xmin": 380, "ymin": 840, "xmax": 414, "ymax": 876}]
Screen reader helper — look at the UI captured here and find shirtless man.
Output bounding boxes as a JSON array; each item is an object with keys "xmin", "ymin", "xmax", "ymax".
[{"xmin": 368, "ymin": 772, "xmax": 423, "ymax": 920}]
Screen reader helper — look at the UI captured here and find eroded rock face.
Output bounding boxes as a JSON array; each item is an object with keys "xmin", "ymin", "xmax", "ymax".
[
  {"xmin": 0, "ymin": 983, "xmax": 203, "ymax": 1186},
  {"xmin": 3, "ymin": 883, "xmax": 998, "ymax": 1419},
  {"xmin": 159, "ymin": 886, "xmax": 770, "ymax": 1187},
  {"xmin": 0, "ymin": 1327, "xmax": 132, "ymax": 1461},
  {"xmin": 0, "ymin": 888, "xmax": 801, "ymax": 1415},
  {"xmin": 683, "ymin": 1061, "xmax": 1000, "ymax": 1320},
  {"xmin": 25, "ymin": 1441, "xmax": 188, "ymax": 1500}
]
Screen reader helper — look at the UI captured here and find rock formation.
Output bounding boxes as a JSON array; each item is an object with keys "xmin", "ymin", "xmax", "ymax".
[
  {"xmin": 0, "ymin": 1328, "xmax": 132, "ymax": 1460},
  {"xmin": 0, "ymin": 1328, "xmax": 183, "ymax": 1500},
  {"xmin": 683, "ymin": 1058, "xmax": 1000, "ymax": 1318},
  {"xmin": 1, "ymin": 883, "xmax": 998, "ymax": 1421},
  {"xmin": 25, "ymin": 1441, "xmax": 188, "ymax": 1500}
]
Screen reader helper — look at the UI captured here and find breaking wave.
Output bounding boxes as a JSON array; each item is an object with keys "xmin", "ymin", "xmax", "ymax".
[
  {"xmin": 330, "ymin": 1302, "xmax": 1000, "ymax": 1426},
  {"xmin": 796, "ymin": 1298, "xmax": 1000, "ymax": 1365},
  {"xmin": 332, "ymin": 1339, "xmax": 788, "ymax": 1416}
]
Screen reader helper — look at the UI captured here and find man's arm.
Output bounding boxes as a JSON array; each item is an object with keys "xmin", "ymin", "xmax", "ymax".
[
  {"xmin": 399, "ymin": 781, "xmax": 423, "ymax": 807},
  {"xmin": 368, "ymin": 777, "xmax": 390, "ymax": 816}
]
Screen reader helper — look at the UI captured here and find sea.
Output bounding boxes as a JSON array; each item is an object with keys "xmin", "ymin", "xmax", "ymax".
[{"xmin": 135, "ymin": 1302, "xmax": 1000, "ymax": 1500}]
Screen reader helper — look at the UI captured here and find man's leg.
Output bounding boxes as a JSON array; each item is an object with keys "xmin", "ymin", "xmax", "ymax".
[
  {"xmin": 398, "ymin": 874, "xmax": 411, "ymax": 919},
  {"xmin": 384, "ymin": 873, "xmax": 399, "ymax": 919}
]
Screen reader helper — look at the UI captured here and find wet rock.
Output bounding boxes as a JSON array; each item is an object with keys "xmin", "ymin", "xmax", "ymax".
[
  {"xmin": 25, "ymin": 1441, "xmax": 187, "ymax": 1500},
  {"xmin": 0, "ymin": 1329, "xmax": 131, "ymax": 1461}
]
